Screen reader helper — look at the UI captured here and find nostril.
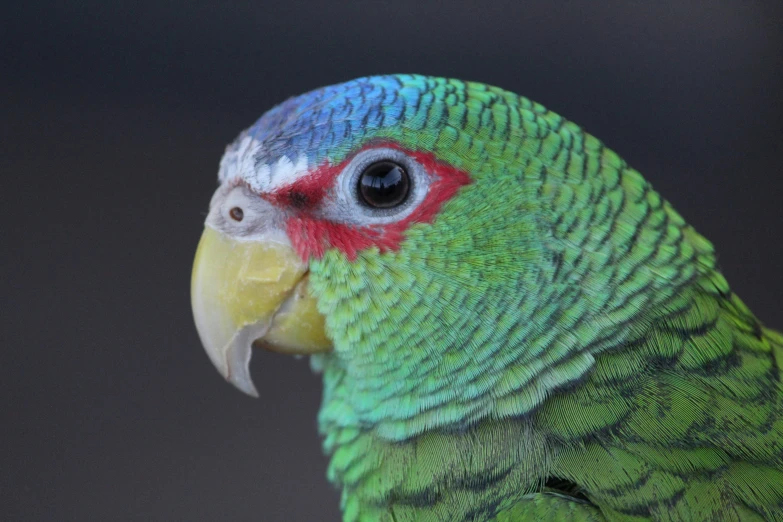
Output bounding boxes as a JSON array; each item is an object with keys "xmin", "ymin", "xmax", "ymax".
[{"xmin": 229, "ymin": 207, "xmax": 244, "ymax": 222}]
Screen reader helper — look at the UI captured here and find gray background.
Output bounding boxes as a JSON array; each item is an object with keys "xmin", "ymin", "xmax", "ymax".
[{"xmin": 3, "ymin": 2, "xmax": 782, "ymax": 520}]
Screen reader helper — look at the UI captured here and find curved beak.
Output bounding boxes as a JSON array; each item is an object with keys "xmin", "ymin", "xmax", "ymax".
[{"xmin": 191, "ymin": 227, "xmax": 331, "ymax": 397}]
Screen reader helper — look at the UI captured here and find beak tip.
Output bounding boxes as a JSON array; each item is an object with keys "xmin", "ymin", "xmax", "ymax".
[
  {"xmin": 227, "ymin": 373, "xmax": 260, "ymax": 398},
  {"xmin": 221, "ymin": 327, "xmax": 262, "ymax": 398}
]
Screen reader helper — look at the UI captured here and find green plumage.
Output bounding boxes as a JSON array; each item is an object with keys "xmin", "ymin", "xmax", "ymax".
[{"xmin": 249, "ymin": 76, "xmax": 783, "ymax": 520}]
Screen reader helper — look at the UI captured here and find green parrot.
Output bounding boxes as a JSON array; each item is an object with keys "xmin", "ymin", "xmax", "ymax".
[{"xmin": 191, "ymin": 75, "xmax": 783, "ymax": 521}]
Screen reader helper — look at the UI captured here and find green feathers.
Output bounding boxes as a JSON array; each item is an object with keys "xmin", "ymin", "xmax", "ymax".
[{"xmin": 248, "ymin": 75, "xmax": 783, "ymax": 520}]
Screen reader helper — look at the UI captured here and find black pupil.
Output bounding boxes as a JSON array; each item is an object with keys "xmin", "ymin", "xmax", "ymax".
[{"xmin": 358, "ymin": 161, "xmax": 409, "ymax": 208}]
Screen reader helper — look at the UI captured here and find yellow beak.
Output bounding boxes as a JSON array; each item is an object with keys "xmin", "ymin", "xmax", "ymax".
[{"xmin": 191, "ymin": 227, "xmax": 331, "ymax": 396}]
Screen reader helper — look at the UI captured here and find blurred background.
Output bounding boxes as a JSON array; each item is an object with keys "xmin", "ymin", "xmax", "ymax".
[{"xmin": 2, "ymin": 1, "xmax": 782, "ymax": 520}]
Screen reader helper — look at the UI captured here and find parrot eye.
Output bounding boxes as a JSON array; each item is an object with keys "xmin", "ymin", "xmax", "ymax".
[
  {"xmin": 335, "ymin": 146, "xmax": 429, "ymax": 224},
  {"xmin": 357, "ymin": 161, "xmax": 410, "ymax": 208},
  {"xmin": 229, "ymin": 207, "xmax": 244, "ymax": 221}
]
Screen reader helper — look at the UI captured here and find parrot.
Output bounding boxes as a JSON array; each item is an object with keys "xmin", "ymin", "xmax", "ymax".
[{"xmin": 190, "ymin": 75, "xmax": 783, "ymax": 521}]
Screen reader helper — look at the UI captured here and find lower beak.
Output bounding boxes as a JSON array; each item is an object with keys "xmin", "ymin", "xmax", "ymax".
[{"xmin": 191, "ymin": 227, "xmax": 331, "ymax": 397}]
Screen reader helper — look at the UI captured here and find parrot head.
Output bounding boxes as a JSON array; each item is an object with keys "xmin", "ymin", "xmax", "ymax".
[{"xmin": 192, "ymin": 74, "xmax": 706, "ymax": 442}]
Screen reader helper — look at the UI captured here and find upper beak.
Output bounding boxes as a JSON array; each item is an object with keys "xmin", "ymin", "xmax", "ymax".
[{"xmin": 191, "ymin": 226, "xmax": 331, "ymax": 397}]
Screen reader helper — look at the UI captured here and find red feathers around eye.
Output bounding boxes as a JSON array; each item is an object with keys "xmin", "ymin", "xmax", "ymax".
[
  {"xmin": 266, "ymin": 163, "xmax": 340, "ymax": 209},
  {"xmin": 271, "ymin": 143, "xmax": 471, "ymax": 261}
]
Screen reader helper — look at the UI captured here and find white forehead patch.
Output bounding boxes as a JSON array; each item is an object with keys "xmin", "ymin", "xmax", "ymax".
[{"xmin": 217, "ymin": 136, "xmax": 310, "ymax": 193}]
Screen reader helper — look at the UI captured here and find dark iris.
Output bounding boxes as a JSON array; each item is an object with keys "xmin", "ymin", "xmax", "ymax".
[
  {"xmin": 358, "ymin": 161, "xmax": 410, "ymax": 208},
  {"xmin": 229, "ymin": 207, "xmax": 244, "ymax": 221}
]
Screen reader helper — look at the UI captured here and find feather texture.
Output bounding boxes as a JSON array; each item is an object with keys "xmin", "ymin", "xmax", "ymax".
[{"xmin": 223, "ymin": 75, "xmax": 782, "ymax": 521}]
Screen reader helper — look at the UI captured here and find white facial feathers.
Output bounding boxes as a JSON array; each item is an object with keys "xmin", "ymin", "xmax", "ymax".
[{"xmin": 218, "ymin": 136, "xmax": 310, "ymax": 193}]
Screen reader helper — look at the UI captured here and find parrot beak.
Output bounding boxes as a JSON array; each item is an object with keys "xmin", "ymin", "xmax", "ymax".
[{"xmin": 191, "ymin": 227, "xmax": 332, "ymax": 397}]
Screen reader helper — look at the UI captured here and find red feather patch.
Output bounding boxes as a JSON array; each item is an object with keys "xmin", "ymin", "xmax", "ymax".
[{"xmin": 274, "ymin": 143, "xmax": 471, "ymax": 261}]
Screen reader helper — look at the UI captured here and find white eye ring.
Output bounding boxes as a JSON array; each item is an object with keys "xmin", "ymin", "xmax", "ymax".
[{"xmin": 331, "ymin": 147, "xmax": 431, "ymax": 226}]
